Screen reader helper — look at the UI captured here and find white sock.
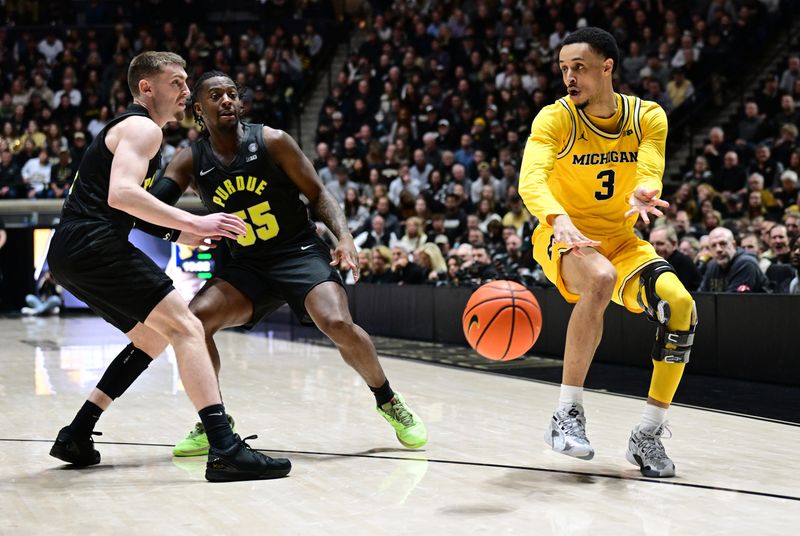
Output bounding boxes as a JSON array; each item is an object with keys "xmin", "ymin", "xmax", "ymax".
[
  {"xmin": 640, "ymin": 403, "xmax": 667, "ymax": 430},
  {"xmin": 558, "ymin": 384, "xmax": 583, "ymax": 410}
]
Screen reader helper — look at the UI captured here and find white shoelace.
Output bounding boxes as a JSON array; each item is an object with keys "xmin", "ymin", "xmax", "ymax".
[
  {"xmin": 637, "ymin": 424, "xmax": 672, "ymax": 460},
  {"xmin": 557, "ymin": 411, "xmax": 589, "ymax": 441}
]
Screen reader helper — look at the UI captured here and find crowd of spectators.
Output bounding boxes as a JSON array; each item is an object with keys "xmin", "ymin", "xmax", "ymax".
[
  {"xmin": 659, "ymin": 47, "xmax": 800, "ymax": 294},
  {"xmin": 0, "ymin": 1, "xmax": 334, "ymax": 200},
  {"xmin": 313, "ymin": 1, "xmax": 798, "ymax": 293},
  {"xmin": 1, "ymin": 0, "xmax": 798, "ymax": 294}
]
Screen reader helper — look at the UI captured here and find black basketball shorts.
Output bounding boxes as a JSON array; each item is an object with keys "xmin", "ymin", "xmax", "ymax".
[
  {"xmin": 215, "ymin": 231, "xmax": 343, "ymax": 329},
  {"xmin": 47, "ymin": 220, "xmax": 174, "ymax": 332}
]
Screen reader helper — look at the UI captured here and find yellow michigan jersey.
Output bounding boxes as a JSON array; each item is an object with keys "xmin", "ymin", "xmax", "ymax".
[
  {"xmin": 519, "ymin": 93, "xmax": 667, "ymax": 237},
  {"xmin": 519, "ymin": 93, "xmax": 668, "ymax": 310}
]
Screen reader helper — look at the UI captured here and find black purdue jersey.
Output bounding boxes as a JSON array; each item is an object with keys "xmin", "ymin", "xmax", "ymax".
[
  {"xmin": 61, "ymin": 104, "xmax": 162, "ymax": 234},
  {"xmin": 191, "ymin": 123, "xmax": 315, "ymax": 257}
]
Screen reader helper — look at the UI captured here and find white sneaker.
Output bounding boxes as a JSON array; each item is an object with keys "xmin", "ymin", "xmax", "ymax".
[
  {"xmin": 544, "ymin": 403, "xmax": 594, "ymax": 460},
  {"xmin": 21, "ymin": 307, "xmax": 36, "ymax": 316},
  {"xmin": 626, "ymin": 423, "xmax": 675, "ymax": 477}
]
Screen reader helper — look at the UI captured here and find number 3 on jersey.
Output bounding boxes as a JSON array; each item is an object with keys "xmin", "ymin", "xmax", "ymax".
[
  {"xmin": 232, "ymin": 200, "xmax": 280, "ymax": 246},
  {"xmin": 595, "ymin": 170, "xmax": 615, "ymax": 201}
]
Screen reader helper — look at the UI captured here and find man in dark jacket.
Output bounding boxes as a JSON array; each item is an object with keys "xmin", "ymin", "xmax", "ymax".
[
  {"xmin": 699, "ymin": 227, "xmax": 768, "ymax": 292},
  {"xmin": 649, "ymin": 226, "xmax": 702, "ymax": 291}
]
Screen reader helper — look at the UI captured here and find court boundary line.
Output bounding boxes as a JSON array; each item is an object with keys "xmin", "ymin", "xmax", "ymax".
[{"xmin": 3, "ymin": 437, "xmax": 797, "ymax": 503}]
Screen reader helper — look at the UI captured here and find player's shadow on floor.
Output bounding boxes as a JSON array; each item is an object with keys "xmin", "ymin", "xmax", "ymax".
[
  {"xmin": 36, "ymin": 458, "xmax": 213, "ymax": 486},
  {"xmin": 355, "ymin": 447, "xmax": 426, "ymax": 455},
  {"xmin": 51, "ymin": 464, "xmax": 118, "ymax": 472},
  {"xmin": 50, "ymin": 457, "xmax": 165, "ymax": 472},
  {"xmin": 256, "ymin": 447, "xmax": 427, "ymax": 467},
  {"xmin": 16, "ymin": 460, "xmax": 153, "ymax": 490}
]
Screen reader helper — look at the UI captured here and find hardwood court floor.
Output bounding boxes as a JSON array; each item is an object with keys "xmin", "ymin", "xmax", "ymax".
[{"xmin": 0, "ymin": 316, "xmax": 797, "ymax": 535}]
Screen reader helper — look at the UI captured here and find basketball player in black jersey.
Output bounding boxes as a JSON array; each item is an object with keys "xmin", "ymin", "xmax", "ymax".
[
  {"xmin": 60, "ymin": 71, "xmax": 427, "ymax": 457},
  {"xmin": 47, "ymin": 53, "xmax": 291, "ymax": 482}
]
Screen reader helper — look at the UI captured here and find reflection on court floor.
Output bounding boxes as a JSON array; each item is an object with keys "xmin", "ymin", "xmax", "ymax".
[{"xmin": 0, "ymin": 316, "xmax": 796, "ymax": 534}]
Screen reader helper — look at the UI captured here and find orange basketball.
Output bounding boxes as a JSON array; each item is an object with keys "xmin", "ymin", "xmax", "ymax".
[{"xmin": 462, "ymin": 280, "xmax": 542, "ymax": 361}]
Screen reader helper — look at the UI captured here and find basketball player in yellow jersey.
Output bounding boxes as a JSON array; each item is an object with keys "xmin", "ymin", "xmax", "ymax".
[{"xmin": 519, "ymin": 27, "xmax": 696, "ymax": 478}]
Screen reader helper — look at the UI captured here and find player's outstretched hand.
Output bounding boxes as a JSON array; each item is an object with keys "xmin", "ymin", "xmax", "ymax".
[
  {"xmin": 191, "ymin": 213, "xmax": 247, "ymax": 240},
  {"xmin": 625, "ymin": 187, "xmax": 669, "ymax": 224},
  {"xmin": 552, "ymin": 214, "xmax": 600, "ymax": 257},
  {"xmin": 330, "ymin": 235, "xmax": 359, "ymax": 281},
  {"xmin": 178, "ymin": 231, "xmax": 222, "ymax": 249}
]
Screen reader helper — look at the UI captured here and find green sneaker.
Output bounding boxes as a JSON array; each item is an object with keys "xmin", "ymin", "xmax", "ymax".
[
  {"xmin": 377, "ymin": 393, "xmax": 427, "ymax": 449},
  {"xmin": 172, "ymin": 415, "xmax": 235, "ymax": 457}
]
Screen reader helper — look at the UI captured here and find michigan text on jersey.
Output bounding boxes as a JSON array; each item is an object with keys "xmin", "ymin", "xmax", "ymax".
[{"xmin": 571, "ymin": 151, "xmax": 638, "ymax": 166}]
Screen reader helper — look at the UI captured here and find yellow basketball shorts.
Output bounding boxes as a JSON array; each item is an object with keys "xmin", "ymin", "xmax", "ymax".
[{"xmin": 532, "ymin": 225, "xmax": 662, "ymax": 313}]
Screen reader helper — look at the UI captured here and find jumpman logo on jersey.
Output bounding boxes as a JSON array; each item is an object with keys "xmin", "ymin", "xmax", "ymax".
[{"xmin": 578, "ymin": 131, "xmax": 588, "ymax": 142}]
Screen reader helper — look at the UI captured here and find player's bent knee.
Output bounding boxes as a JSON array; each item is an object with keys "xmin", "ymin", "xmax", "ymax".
[
  {"xmin": 192, "ymin": 307, "xmax": 224, "ymax": 336},
  {"xmin": 638, "ymin": 261, "xmax": 698, "ymax": 364},
  {"xmin": 161, "ymin": 311, "xmax": 205, "ymax": 343},
  {"xmin": 598, "ymin": 267, "xmax": 617, "ymax": 288},
  {"xmin": 184, "ymin": 314, "xmax": 205, "ymax": 339},
  {"xmin": 127, "ymin": 326, "xmax": 168, "ymax": 357},
  {"xmin": 666, "ymin": 288, "xmax": 693, "ymax": 320},
  {"xmin": 585, "ymin": 267, "xmax": 616, "ymax": 299},
  {"xmin": 318, "ymin": 316, "xmax": 355, "ymax": 339}
]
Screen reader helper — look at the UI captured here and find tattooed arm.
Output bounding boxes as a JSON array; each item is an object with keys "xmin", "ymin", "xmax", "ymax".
[{"xmin": 264, "ymin": 126, "xmax": 360, "ymax": 280}]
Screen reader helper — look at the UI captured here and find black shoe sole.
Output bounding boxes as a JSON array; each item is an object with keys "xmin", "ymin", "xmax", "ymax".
[
  {"xmin": 49, "ymin": 442, "xmax": 101, "ymax": 467},
  {"xmin": 205, "ymin": 467, "xmax": 291, "ymax": 482}
]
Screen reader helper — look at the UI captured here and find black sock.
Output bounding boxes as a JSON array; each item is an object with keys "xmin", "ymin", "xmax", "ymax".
[
  {"xmin": 369, "ymin": 380, "xmax": 395, "ymax": 407},
  {"xmin": 69, "ymin": 401, "xmax": 103, "ymax": 436},
  {"xmin": 199, "ymin": 404, "xmax": 236, "ymax": 450}
]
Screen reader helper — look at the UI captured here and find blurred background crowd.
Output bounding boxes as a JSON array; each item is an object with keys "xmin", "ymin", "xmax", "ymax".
[{"xmin": 1, "ymin": 0, "xmax": 799, "ymax": 305}]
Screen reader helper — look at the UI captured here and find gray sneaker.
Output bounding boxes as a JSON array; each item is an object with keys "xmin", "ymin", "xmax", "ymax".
[
  {"xmin": 544, "ymin": 403, "xmax": 594, "ymax": 460},
  {"xmin": 626, "ymin": 423, "xmax": 676, "ymax": 477}
]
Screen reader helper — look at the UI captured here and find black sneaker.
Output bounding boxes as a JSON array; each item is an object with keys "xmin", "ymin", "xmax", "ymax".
[
  {"xmin": 49, "ymin": 426, "xmax": 101, "ymax": 467},
  {"xmin": 205, "ymin": 434, "xmax": 291, "ymax": 482}
]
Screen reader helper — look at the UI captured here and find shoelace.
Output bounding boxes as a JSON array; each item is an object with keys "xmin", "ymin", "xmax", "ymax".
[
  {"xmin": 188, "ymin": 422, "xmax": 204, "ymax": 437},
  {"xmin": 557, "ymin": 412, "xmax": 589, "ymax": 440},
  {"xmin": 390, "ymin": 401, "xmax": 415, "ymax": 427},
  {"xmin": 238, "ymin": 434, "xmax": 277, "ymax": 461},
  {"xmin": 637, "ymin": 424, "xmax": 671, "ymax": 460},
  {"xmin": 239, "ymin": 434, "xmax": 258, "ymax": 450},
  {"xmin": 83, "ymin": 431, "xmax": 102, "ymax": 444}
]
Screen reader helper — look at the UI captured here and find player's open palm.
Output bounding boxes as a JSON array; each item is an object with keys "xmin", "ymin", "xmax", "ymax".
[
  {"xmin": 625, "ymin": 187, "xmax": 669, "ymax": 224},
  {"xmin": 191, "ymin": 213, "xmax": 247, "ymax": 240},
  {"xmin": 330, "ymin": 236, "xmax": 359, "ymax": 281},
  {"xmin": 552, "ymin": 214, "xmax": 601, "ymax": 257}
]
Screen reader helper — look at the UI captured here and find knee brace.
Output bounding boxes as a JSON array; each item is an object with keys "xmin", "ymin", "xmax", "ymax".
[
  {"xmin": 96, "ymin": 343, "xmax": 152, "ymax": 399},
  {"xmin": 637, "ymin": 261, "xmax": 698, "ymax": 364}
]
